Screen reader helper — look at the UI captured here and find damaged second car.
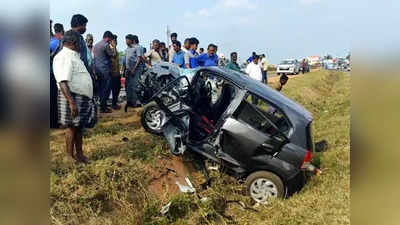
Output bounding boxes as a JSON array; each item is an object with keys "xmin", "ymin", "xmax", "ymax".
[{"xmin": 137, "ymin": 62, "xmax": 319, "ymax": 204}]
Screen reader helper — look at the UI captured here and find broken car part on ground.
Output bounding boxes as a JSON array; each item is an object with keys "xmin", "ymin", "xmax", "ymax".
[{"xmin": 137, "ymin": 62, "xmax": 319, "ymax": 204}]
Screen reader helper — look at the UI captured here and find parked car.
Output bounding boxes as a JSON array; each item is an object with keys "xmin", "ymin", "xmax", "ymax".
[
  {"xmin": 277, "ymin": 59, "xmax": 301, "ymax": 75},
  {"xmin": 325, "ymin": 62, "xmax": 337, "ymax": 70},
  {"xmin": 138, "ymin": 63, "xmax": 318, "ymax": 204}
]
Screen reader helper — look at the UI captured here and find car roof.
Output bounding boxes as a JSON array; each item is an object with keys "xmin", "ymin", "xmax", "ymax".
[{"xmin": 196, "ymin": 67, "xmax": 313, "ymax": 122}]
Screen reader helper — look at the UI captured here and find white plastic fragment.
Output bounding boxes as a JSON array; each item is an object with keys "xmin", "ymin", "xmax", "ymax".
[
  {"xmin": 175, "ymin": 177, "xmax": 196, "ymax": 193},
  {"xmin": 160, "ymin": 202, "xmax": 171, "ymax": 215}
]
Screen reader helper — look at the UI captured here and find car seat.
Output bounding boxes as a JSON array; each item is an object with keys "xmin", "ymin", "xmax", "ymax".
[{"xmin": 211, "ymin": 83, "xmax": 234, "ymax": 122}]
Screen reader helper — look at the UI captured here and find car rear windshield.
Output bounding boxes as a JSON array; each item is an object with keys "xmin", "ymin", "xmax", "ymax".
[{"xmin": 233, "ymin": 94, "xmax": 291, "ymax": 136}]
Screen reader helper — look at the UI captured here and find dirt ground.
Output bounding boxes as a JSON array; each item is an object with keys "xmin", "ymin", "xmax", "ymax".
[{"xmin": 147, "ymin": 156, "xmax": 199, "ymax": 201}]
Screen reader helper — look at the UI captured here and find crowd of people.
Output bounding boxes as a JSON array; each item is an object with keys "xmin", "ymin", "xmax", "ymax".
[{"xmin": 50, "ymin": 14, "xmax": 288, "ymax": 163}]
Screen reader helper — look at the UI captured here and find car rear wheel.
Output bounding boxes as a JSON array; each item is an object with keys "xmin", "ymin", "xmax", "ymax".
[
  {"xmin": 141, "ymin": 102, "xmax": 165, "ymax": 135},
  {"xmin": 246, "ymin": 171, "xmax": 285, "ymax": 204}
]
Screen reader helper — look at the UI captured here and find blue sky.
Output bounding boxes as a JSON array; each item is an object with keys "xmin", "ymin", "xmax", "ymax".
[{"xmin": 49, "ymin": 0, "xmax": 399, "ymax": 64}]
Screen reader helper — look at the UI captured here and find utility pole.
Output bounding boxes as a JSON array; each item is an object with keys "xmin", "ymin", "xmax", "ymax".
[{"xmin": 166, "ymin": 25, "xmax": 171, "ymax": 47}]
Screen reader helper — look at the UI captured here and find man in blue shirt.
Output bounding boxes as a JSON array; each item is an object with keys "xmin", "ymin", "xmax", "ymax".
[
  {"xmin": 172, "ymin": 40, "xmax": 185, "ymax": 68},
  {"xmin": 71, "ymin": 14, "xmax": 90, "ymax": 72},
  {"xmin": 50, "ymin": 23, "xmax": 64, "ymax": 129},
  {"xmin": 185, "ymin": 37, "xmax": 199, "ymax": 69},
  {"xmin": 50, "ymin": 23, "xmax": 64, "ymax": 53},
  {"xmin": 196, "ymin": 44, "xmax": 218, "ymax": 67},
  {"xmin": 247, "ymin": 52, "xmax": 256, "ymax": 63}
]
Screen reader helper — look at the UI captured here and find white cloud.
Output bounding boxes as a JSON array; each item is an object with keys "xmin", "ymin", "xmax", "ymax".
[{"xmin": 184, "ymin": 0, "xmax": 258, "ymax": 28}]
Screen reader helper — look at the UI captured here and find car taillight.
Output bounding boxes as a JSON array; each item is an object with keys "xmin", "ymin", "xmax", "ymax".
[{"xmin": 300, "ymin": 149, "xmax": 313, "ymax": 168}]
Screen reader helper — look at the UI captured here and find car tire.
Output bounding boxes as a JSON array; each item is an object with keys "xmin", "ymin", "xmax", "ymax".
[
  {"xmin": 141, "ymin": 102, "xmax": 165, "ymax": 135},
  {"xmin": 246, "ymin": 171, "xmax": 285, "ymax": 204}
]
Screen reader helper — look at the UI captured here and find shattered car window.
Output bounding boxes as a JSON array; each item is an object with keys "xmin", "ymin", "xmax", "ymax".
[{"xmin": 233, "ymin": 94, "xmax": 291, "ymax": 135}]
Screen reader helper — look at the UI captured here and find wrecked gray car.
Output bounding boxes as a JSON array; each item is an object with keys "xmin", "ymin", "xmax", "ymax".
[{"xmin": 138, "ymin": 63, "xmax": 317, "ymax": 204}]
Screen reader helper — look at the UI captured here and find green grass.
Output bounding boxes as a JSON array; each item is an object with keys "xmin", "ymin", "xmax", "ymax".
[{"xmin": 50, "ymin": 70, "xmax": 350, "ymax": 225}]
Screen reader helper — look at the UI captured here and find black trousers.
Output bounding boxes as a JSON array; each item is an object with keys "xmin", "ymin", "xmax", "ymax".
[
  {"xmin": 98, "ymin": 73, "xmax": 112, "ymax": 111},
  {"xmin": 111, "ymin": 76, "xmax": 121, "ymax": 106},
  {"xmin": 50, "ymin": 71, "xmax": 59, "ymax": 128}
]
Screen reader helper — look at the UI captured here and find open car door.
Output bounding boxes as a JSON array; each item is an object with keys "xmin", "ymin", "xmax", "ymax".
[
  {"xmin": 150, "ymin": 76, "xmax": 193, "ymax": 155},
  {"xmin": 218, "ymin": 93, "xmax": 291, "ymax": 168}
]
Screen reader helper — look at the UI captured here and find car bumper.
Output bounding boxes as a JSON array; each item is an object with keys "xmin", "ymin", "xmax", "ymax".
[
  {"xmin": 277, "ymin": 68, "xmax": 295, "ymax": 73},
  {"xmin": 285, "ymin": 164, "xmax": 321, "ymax": 197},
  {"xmin": 285, "ymin": 170, "xmax": 307, "ymax": 197}
]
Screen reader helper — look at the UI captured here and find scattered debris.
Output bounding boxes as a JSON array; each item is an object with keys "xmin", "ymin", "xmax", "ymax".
[
  {"xmin": 149, "ymin": 168, "xmax": 177, "ymax": 183},
  {"xmin": 166, "ymin": 167, "xmax": 177, "ymax": 175},
  {"xmin": 160, "ymin": 202, "xmax": 171, "ymax": 215},
  {"xmin": 226, "ymin": 200, "xmax": 259, "ymax": 212},
  {"xmin": 185, "ymin": 177, "xmax": 194, "ymax": 190},
  {"xmin": 208, "ymin": 165, "xmax": 219, "ymax": 171},
  {"xmin": 200, "ymin": 197, "xmax": 209, "ymax": 202},
  {"xmin": 315, "ymin": 140, "xmax": 328, "ymax": 152},
  {"xmin": 176, "ymin": 182, "xmax": 195, "ymax": 193},
  {"xmin": 176, "ymin": 177, "xmax": 196, "ymax": 193},
  {"xmin": 122, "ymin": 137, "xmax": 129, "ymax": 142}
]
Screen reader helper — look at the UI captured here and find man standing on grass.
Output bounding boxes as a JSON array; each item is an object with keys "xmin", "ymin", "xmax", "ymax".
[
  {"xmin": 225, "ymin": 52, "xmax": 241, "ymax": 72},
  {"xmin": 110, "ymin": 34, "xmax": 121, "ymax": 110},
  {"xmin": 93, "ymin": 31, "xmax": 116, "ymax": 113},
  {"xmin": 53, "ymin": 30, "xmax": 97, "ymax": 164},
  {"xmin": 70, "ymin": 14, "xmax": 90, "ymax": 71},
  {"xmin": 260, "ymin": 54, "xmax": 268, "ymax": 83},
  {"xmin": 123, "ymin": 34, "xmax": 145, "ymax": 112},
  {"xmin": 50, "ymin": 23, "xmax": 64, "ymax": 129},
  {"xmin": 245, "ymin": 55, "xmax": 263, "ymax": 104}
]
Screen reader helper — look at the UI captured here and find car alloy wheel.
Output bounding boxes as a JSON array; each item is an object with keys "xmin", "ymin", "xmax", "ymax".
[
  {"xmin": 250, "ymin": 178, "xmax": 278, "ymax": 203},
  {"xmin": 141, "ymin": 102, "xmax": 165, "ymax": 135},
  {"xmin": 146, "ymin": 109, "xmax": 163, "ymax": 130},
  {"xmin": 246, "ymin": 171, "xmax": 285, "ymax": 204}
]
